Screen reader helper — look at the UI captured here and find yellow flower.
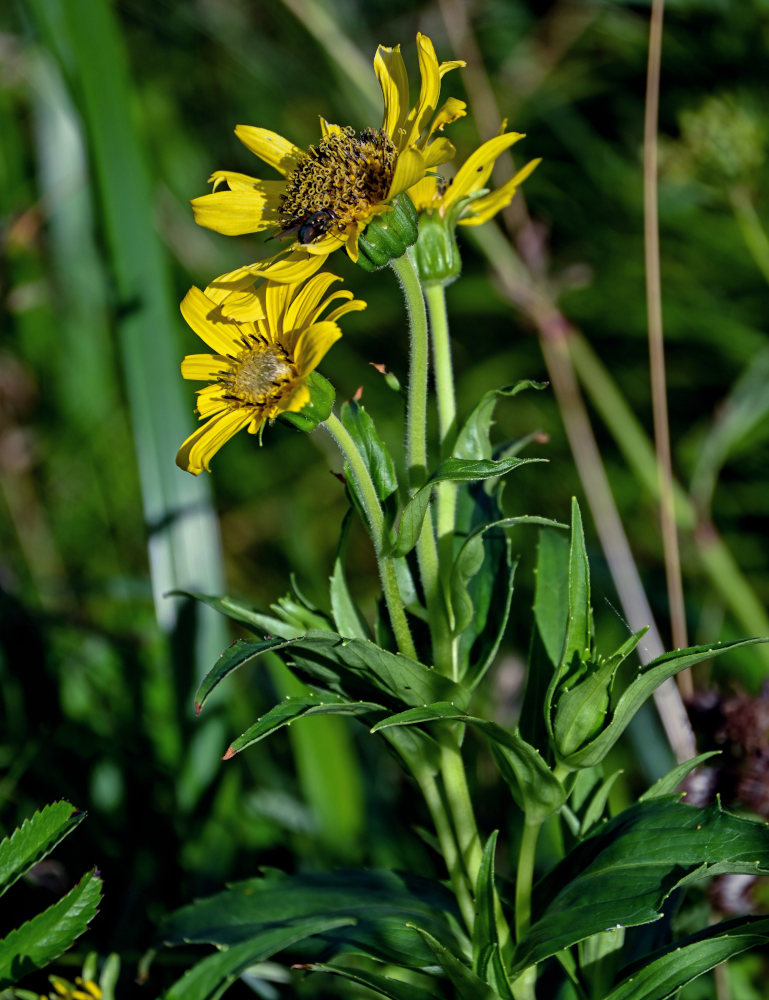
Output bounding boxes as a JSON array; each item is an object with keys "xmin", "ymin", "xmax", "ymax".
[
  {"xmin": 45, "ymin": 976, "xmax": 102, "ymax": 1000},
  {"xmin": 176, "ymin": 273, "xmax": 365, "ymax": 474},
  {"xmin": 191, "ymin": 33, "xmax": 466, "ymax": 266},
  {"xmin": 409, "ymin": 127, "xmax": 540, "ymax": 224}
]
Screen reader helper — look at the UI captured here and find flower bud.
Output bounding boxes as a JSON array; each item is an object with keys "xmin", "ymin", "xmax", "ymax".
[{"xmin": 413, "ymin": 210, "xmax": 462, "ymax": 286}]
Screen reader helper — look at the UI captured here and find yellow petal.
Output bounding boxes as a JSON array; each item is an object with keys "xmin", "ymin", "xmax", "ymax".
[
  {"xmin": 407, "ymin": 174, "xmax": 440, "ymax": 212},
  {"xmin": 196, "ymin": 384, "xmax": 231, "ymax": 417},
  {"xmin": 424, "ymin": 96, "xmax": 467, "ymax": 145},
  {"xmin": 181, "ymin": 353, "xmax": 229, "ymax": 381},
  {"xmin": 302, "ymin": 230, "xmax": 348, "ymax": 255},
  {"xmin": 375, "ymin": 43, "xmax": 410, "ymax": 143},
  {"xmin": 264, "ymin": 280, "xmax": 295, "ymax": 339},
  {"xmin": 388, "ymin": 146, "xmax": 427, "ymax": 200},
  {"xmin": 253, "ymin": 248, "xmax": 327, "ymax": 284},
  {"xmin": 284, "ymin": 271, "xmax": 343, "ymax": 331},
  {"xmin": 292, "ymin": 320, "xmax": 342, "ymax": 376},
  {"xmin": 423, "ymin": 136, "xmax": 457, "ymax": 169},
  {"xmin": 324, "ymin": 297, "xmax": 367, "ymax": 325},
  {"xmin": 445, "ymin": 132, "xmax": 526, "ymax": 206},
  {"xmin": 180, "ymin": 287, "xmax": 241, "ymax": 354},
  {"xmin": 176, "ymin": 409, "xmax": 253, "ymax": 475},
  {"xmin": 191, "ymin": 190, "xmax": 280, "ymax": 236},
  {"xmin": 459, "ymin": 158, "xmax": 541, "ymax": 226},
  {"xmin": 404, "ymin": 33, "xmax": 441, "ymax": 147},
  {"xmin": 439, "ymin": 59, "xmax": 466, "ymax": 77},
  {"xmin": 319, "ymin": 117, "xmax": 344, "ymax": 138},
  {"xmin": 234, "ymin": 126, "xmax": 305, "ymax": 175},
  {"xmin": 279, "ymin": 380, "xmax": 311, "ymax": 416},
  {"xmin": 209, "ymin": 172, "xmax": 285, "ymax": 199},
  {"xmin": 217, "ymin": 290, "xmax": 266, "ymax": 322}
]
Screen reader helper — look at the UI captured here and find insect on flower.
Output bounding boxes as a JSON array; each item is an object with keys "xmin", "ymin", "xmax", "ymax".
[{"xmin": 278, "ymin": 208, "xmax": 341, "ymax": 245}]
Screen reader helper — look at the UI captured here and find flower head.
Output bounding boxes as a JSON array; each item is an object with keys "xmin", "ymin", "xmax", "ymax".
[
  {"xmin": 409, "ymin": 127, "xmax": 540, "ymax": 226},
  {"xmin": 176, "ymin": 273, "xmax": 365, "ymax": 474},
  {"xmin": 43, "ymin": 977, "xmax": 102, "ymax": 1000},
  {"xmin": 191, "ymin": 33, "xmax": 466, "ymax": 266}
]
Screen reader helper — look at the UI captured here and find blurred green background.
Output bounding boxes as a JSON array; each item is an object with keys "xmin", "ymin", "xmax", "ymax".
[{"xmin": 1, "ymin": 0, "xmax": 768, "ymax": 995}]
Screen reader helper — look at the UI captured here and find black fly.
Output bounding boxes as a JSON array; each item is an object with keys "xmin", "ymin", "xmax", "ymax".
[{"xmin": 277, "ymin": 208, "xmax": 339, "ymax": 245}]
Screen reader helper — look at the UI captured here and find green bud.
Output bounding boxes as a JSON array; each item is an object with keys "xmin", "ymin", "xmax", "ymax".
[
  {"xmin": 356, "ymin": 193, "xmax": 419, "ymax": 271},
  {"xmin": 413, "ymin": 210, "xmax": 462, "ymax": 286},
  {"xmin": 279, "ymin": 371, "xmax": 335, "ymax": 432}
]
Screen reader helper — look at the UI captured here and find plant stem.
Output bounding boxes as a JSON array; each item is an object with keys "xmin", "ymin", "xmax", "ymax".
[
  {"xmin": 511, "ymin": 817, "xmax": 541, "ymax": 1000},
  {"xmin": 322, "ymin": 411, "xmax": 417, "ymax": 660},
  {"xmin": 413, "ymin": 763, "xmax": 476, "ymax": 931},
  {"xmin": 425, "ymin": 282, "xmax": 460, "ymax": 672},
  {"xmin": 390, "ymin": 252, "xmax": 453, "ymax": 671}
]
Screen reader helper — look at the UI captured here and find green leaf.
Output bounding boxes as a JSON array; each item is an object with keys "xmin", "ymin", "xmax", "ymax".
[
  {"xmin": 330, "ymin": 510, "xmax": 372, "ymax": 640},
  {"xmin": 161, "ymin": 916, "xmax": 356, "ymax": 1000},
  {"xmin": 409, "ymin": 924, "xmax": 503, "ymax": 1000},
  {"xmin": 0, "ymin": 870, "xmax": 102, "ymax": 989},
  {"xmin": 579, "ymin": 769, "xmax": 624, "ymax": 836},
  {"xmin": 223, "ymin": 695, "xmax": 384, "ymax": 758},
  {"xmin": 639, "ymin": 751, "xmax": 721, "ymax": 802},
  {"xmin": 604, "ymin": 915, "xmax": 769, "ymax": 1000},
  {"xmin": 372, "ymin": 706, "xmax": 565, "ymax": 820},
  {"xmin": 393, "ymin": 458, "xmax": 537, "ymax": 558},
  {"xmin": 533, "ymin": 527, "xmax": 570, "ymax": 668},
  {"xmin": 196, "ymin": 631, "xmax": 469, "ymax": 715},
  {"xmin": 473, "ymin": 832, "xmax": 514, "ymax": 998},
  {"xmin": 160, "ymin": 868, "xmax": 467, "ymax": 970},
  {"xmin": 279, "ymin": 371, "xmax": 335, "ymax": 431},
  {"xmin": 562, "ymin": 497, "xmax": 592, "ymax": 672},
  {"xmin": 512, "ymin": 797, "xmax": 769, "ymax": 974},
  {"xmin": 341, "ymin": 399, "xmax": 398, "ymax": 503},
  {"xmin": 453, "ymin": 382, "xmax": 547, "ymax": 462},
  {"xmin": 308, "ymin": 960, "xmax": 440, "ymax": 1000},
  {"xmin": 169, "ymin": 590, "xmax": 302, "ymax": 639},
  {"xmin": 564, "ymin": 637, "xmax": 769, "ymax": 768},
  {"xmin": 0, "ymin": 802, "xmax": 83, "ymax": 897}
]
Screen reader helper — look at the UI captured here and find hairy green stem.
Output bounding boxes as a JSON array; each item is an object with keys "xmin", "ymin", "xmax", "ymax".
[
  {"xmin": 322, "ymin": 412, "xmax": 417, "ymax": 660},
  {"xmin": 425, "ymin": 281, "xmax": 461, "ymax": 675},
  {"xmin": 391, "ymin": 252, "xmax": 452, "ymax": 671},
  {"xmin": 512, "ymin": 817, "xmax": 542, "ymax": 1000}
]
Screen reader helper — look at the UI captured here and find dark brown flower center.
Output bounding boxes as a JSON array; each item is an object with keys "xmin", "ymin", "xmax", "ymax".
[{"xmin": 279, "ymin": 127, "xmax": 397, "ymax": 241}]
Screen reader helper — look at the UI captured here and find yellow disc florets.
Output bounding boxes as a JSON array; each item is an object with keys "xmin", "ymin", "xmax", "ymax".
[
  {"xmin": 279, "ymin": 127, "xmax": 397, "ymax": 242},
  {"xmin": 219, "ymin": 338, "xmax": 295, "ymax": 413}
]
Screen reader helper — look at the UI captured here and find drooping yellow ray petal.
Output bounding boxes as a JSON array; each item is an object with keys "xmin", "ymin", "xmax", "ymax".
[
  {"xmin": 181, "ymin": 354, "xmax": 230, "ymax": 381},
  {"xmin": 443, "ymin": 132, "xmax": 526, "ymax": 207},
  {"xmin": 323, "ymin": 297, "xmax": 367, "ymax": 326},
  {"xmin": 180, "ymin": 287, "xmax": 241, "ymax": 355},
  {"xmin": 234, "ymin": 126, "xmax": 305, "ymax": 175},
  {"xmin": 209, "ymin": 172, "xmax": 285, "ymax": 199},
  {"xmin": 176, "ymin": 409, "xmax": 253, "ymax": 475},
  {"xmin": 191, "ymin": 190, "xmax": 279, "ymax": 235},
  {"xmin": 459, "ymin": 158, "xmax": 541, "ymax": 226},
  {"xmin": 407, "ymin": 174, "xmax": 440, "ymax": 212},
  {"xmin": 423, "ymin": 136, "xmax": 457, "ymax": 169}
]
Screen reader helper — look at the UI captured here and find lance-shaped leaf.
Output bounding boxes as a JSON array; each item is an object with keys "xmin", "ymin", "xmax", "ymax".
[
  {"xmin": 410, "ymin": 925, "xmax": 503, "ymax": 1000},
  {"xmin": 511, "ymin": 796, "xmax": 769, "ymax": 974},
  {"xmin": 639, "ymin": 751, "xmax": 721, "ymax": 802},
  {"xmin": 195, "ymin": 631, "xmax": 469, "ymax": 715},
  {"xmin": 306, "ymin": 960, "xmax": 440, "ymax": 1000},
  {"xmin": 159, "ymin": 868, "xmax": 467, "ymax": 970},
  {"xmin": 562, "ymin": 637, "xmax": 769, "ymax": 768},
  {"xmin": 392, "ymin": 457, "xmax": 538, "ymax": 558},
  {"xmin": 604, "ymin": 914, "xmax": 769, "ymax": 1000},
  {"xmin": 330, "ymin": 510, "xmax": 372, "ymax": 641},
  {"xmin": 279, "ymin": 371, "xmax": 335, "ymax": 432},
  {"xmin": 223, "ymin": 695, "xmax": 385, "ymax": 759},
  {"xmin": 453, "ymin": 382, "xmax": 547, "ymax": 462},
  {"xmin": 0, "ymin": 870, "xmax": 102, "ymax": 989},
  {"xmin": 341, "ymin": 399, "xmax": 398, "ymax": 503},
  {"xmin": 0, "ymin": 802, "xmax": 83, "ymax": 898},
  {"xmin": 170, "ymin": 590, "xmax": 303, "ymax": 639},
  {"xmin": 161, "ymin": 915, "xmax": 356, "ymax": 1000},
  {"xmin": 372, "ymin": 705, "xmax": 565, "ymax": 820},
  {"xmin": 473, "ymin": 832, "xmax": 514, "ymax": 998}
]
